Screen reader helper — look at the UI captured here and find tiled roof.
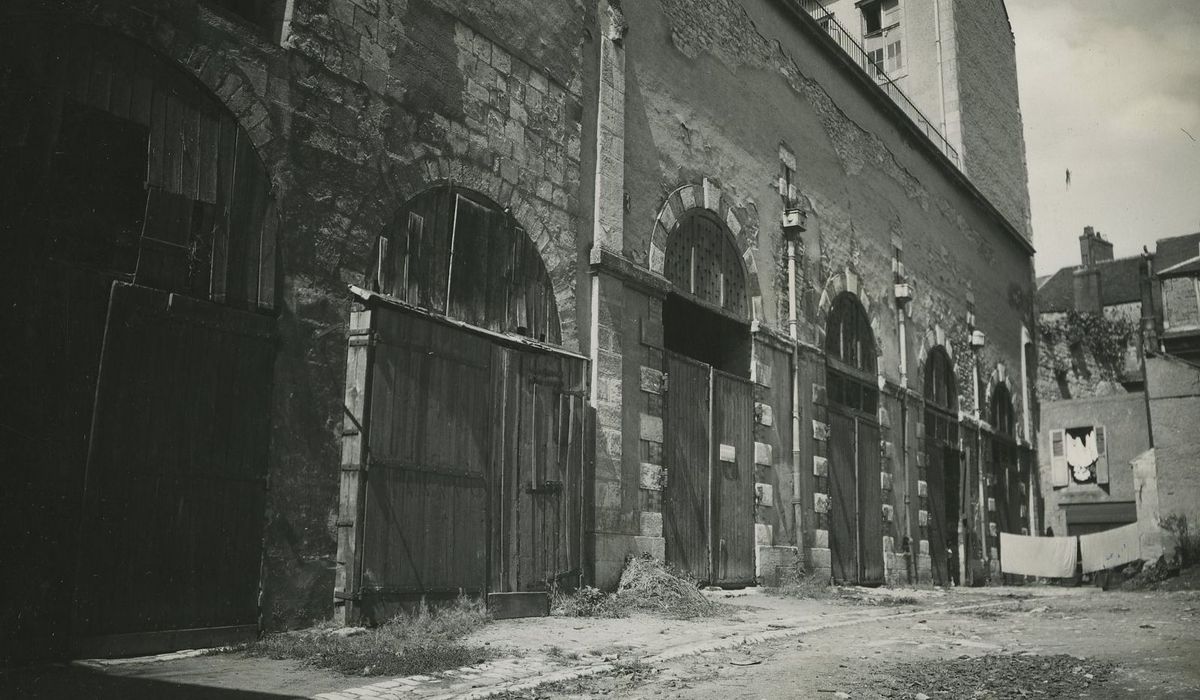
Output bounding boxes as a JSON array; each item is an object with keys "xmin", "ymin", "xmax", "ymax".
[
  {"xmin": 1036, "ymin": 256, "xmax": 1142, "ymax": 312},
  {"xmin": 1159, "ymin": 255, "xmax": 1200, "ymax": 279},
  {"xmin": 1155, "ymin": 232, "xmax": 1200, "ymax": 272}
]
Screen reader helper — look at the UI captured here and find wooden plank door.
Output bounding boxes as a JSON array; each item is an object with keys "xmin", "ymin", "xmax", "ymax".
[
  {"xmin": 712, "ymin": 370, "xmax": 754, "ymax": 586},
  {"xmin": 497, "ymin": 349, "xmax": 588, "ymax": 592},
  {"xmin": 73, "ymin": 282, "xmax": 275, "ymax": 657},
  {"xmin": 926, "ymin": 444, "xmax": 950, "ymax": 586},
  {"xmin": 359, "ymin": 310, "xmax": 491, "ymax": 620},
  {"xmin": 856, "ymin": 420, "xmax": 884, "ymax": 585},
  {"xmin": 664, "ymin": 352, "xmax": 712, "ymax": 582},
  {"xmin": 828, "ymin": 411, "xmax": 858, "ymax": 584}
]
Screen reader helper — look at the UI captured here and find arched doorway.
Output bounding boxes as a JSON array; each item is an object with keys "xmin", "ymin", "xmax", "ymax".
[
  {"xmin": 825, "ymin": 293, "xmax": 884, "ymax": 585},
  {"xmin": 336, "ymin": 184, "xmax": 588, "ymax": 622},
  {"xmin": 660, "ymin": 209, "xmax": 755, "ymax": 586},
  {"xmin": 923, "ymin": 347, "xmax": 960, "ymax": 586},
  {"xmin": 989, "ymin": 383, "xmax": 1019, "ymax": 577},
  {"xmin": 1, "ymin": 23, "xmax": 279, "ymax": 661}
]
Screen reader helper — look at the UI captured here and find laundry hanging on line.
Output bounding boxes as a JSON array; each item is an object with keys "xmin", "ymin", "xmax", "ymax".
[
  {"xmin": 999, "ymin": 532, "xmax": 1077, "ymax": 578},
  {"xmin": 1080, "ymin": 523, "xmax": 1141, "ymax": 574}
]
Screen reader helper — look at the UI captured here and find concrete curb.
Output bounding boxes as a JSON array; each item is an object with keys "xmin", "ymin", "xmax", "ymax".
[{"xmin": 452, "ymin": 599, "xmax": 1016, "ymax": 699}]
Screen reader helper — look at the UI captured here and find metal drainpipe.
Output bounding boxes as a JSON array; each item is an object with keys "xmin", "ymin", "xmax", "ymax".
[
  {"xmin": 897, "ymin": 300, "xmax": 913, "ymax": 582},
  {"xmin": 787, "ymin": 240, "xmax": 804, "ymax": 561}
]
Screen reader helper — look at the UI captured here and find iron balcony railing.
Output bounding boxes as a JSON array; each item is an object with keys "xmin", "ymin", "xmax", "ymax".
[{"xmin": 797, "ymin": 0, "xmax": 961, "ymax": 168}]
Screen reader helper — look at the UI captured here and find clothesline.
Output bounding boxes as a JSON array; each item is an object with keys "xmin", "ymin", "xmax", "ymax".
[{"xmin": 999, "ymin": 524, "xmax": 1141, "ymax": 577}]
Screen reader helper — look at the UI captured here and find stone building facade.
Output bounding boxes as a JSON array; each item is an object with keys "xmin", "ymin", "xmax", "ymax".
[{"xmin": 0, "ymin": 0, "xmax": 1035, "ymax": 661}]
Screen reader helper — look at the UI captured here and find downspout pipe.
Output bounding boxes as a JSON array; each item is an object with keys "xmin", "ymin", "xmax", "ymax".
[
  {"xmin": 896, "ymin": 294, "xmax": 912, "ymax": 582},
  {"xmin": 787, "ymin": 239, "xmax": 804, "ymax": 563}
]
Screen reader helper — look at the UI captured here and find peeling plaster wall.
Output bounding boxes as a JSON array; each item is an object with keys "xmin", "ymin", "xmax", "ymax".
[{"xmin": 624, "ymin": 0, "xmax": 1033, "ymax": 409}]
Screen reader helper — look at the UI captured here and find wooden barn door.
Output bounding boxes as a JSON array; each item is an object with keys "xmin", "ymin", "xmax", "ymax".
[
  {"xmin": 712, "ymin": 370, "xmax": 754, "ymax": 586},
  {"xmin": 493, "ymin": 348, "xmax": 588, "ymax": 593},
  {"xmin": 828, "ymin": 411, "xmax": 883, "ymax": 585},
  {"xmin": 828, "ymin": 411, "xmax": 858, "ymax": 584},
  {"xmin": 73, "ymin": 282, "xmax": 275, "ymax": 657},
  {"xmin": 663, "ymin": 353, "xmax": 753, "ymax": 586},
  {"xmin": 664, "ymin": 353, "xmax": 712, "ymax": 581},
  {"xmin": 356, "ymin": 310, "xmax": 492, "ymax": 620},
  {"xmin": 926, "ymin": 446, "xmax": 950, "ymax": 586}
]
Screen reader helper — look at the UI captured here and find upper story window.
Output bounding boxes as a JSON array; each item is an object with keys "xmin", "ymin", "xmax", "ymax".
[
  {"xmin": 825, "ymin": 293, "xmax": 878, "ymax": 415},
  {"xmin": 860, "ymin": 0, "xmax": 903, "ymax": 78},
  {"xmin": 860, "ymin": 0, "xmax": 900, "ymax": 36}
]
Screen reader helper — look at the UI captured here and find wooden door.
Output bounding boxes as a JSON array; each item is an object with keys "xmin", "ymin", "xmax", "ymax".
[
  {"xmin": 494, "ymin": 347, "xmax": 588, "ymax": 592},
  {"xmin": 712, "ymin": 370, "xmax": 754, "ymax": 586},
  {"xmin": 926, "ymin": 445, "xmax": 950, "ymax": 586},
  {"xmin": 856, "ymin": 420, "xmax": 884, "ymax": 585},
  {"xmin": 828, "ymin": 411, "xmax": 858, "ymax": 583},
  {"xmin": 664, "ymin": 353, "xmax": 712, "ymax": 581},
  {"xmin": 73, "ymin": 283, "xmax": 275, "ymax": 657},
  {"xmin": 358, "ymin": 310, "xmax": 492, "ymax": 620}
]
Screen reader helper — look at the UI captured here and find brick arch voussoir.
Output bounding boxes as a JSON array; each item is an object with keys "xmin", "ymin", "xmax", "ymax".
[{"xmin": 651, "ymin": 177, "xmax": 762, "ymax": 313}]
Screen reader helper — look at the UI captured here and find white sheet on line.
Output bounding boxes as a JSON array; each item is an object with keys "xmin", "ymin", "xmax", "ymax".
[
  {"xmin": 1079, "ymin": 523, "xmax": 1141, "ymax": 573},
  {"xmin": 1000, "ymin": 532, "xmax": 1077, "ymax": 578}
]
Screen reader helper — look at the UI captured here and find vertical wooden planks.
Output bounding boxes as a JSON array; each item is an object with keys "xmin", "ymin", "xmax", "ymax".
[
  {"xmin": 712, "ymin": 370, "xmax": 755, "ymax": 586},
  {"xmin": 828, "ymin": 411, "xmax": 858, "ymax": 584},
  {"xmin": 663, "ymin": 352, "xmax": 713, "ymax": 583},
  {"xmin": 857, "ymin": 420, "xmax": 884, "ymax": 584},
  {"xmin": 257, "ymin": 198, "xmax": 278, "ymax": 311},
  {"xmin": 334, "ymin": 309, "xmax": 373, "ymax": 624}
]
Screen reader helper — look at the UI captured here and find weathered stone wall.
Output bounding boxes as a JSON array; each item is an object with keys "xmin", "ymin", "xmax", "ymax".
[
  {"xmin": 1162, "ymin": 277, "xmax": 1200, "ymax": 331},
  {"xmin": 952, "ymin": 0, "xmax": 1031, "ymax": 239},
  {"xmin": 1036, "ymin": 393, "xmax": 1149, "ymax": 536},
  {"xmin": 616, "ymin": 0, "xmax": 1035, "ymax": 580},
  {"xmin": 1147, "ymin": 356, "xmax": 1200, "ymax": 546},
  {"xmin": 1, "ymin": 0, "xmax": 592, "ymax": 627}
]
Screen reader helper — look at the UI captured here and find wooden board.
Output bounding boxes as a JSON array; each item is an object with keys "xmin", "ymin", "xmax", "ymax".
[
  {"xmin": 828, "ymin": 411, "xmax": 858, "ymax": 584},
  {"xmin": 73, "ymin": 283, "xmax": 274, "ymax": 655},
  {"xmin": 712, "ymin": 370, "xmax": 754, "ymax": 586},
  {"xmin": 664, "ymin": 352, "xmax": 713, "ymax": 582},
  {"xmin": 856, "ymin": 420, "xmax": 884, "ymax": 585}
]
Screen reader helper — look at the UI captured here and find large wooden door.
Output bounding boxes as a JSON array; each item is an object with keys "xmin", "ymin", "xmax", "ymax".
[
  {"xmin": 712, "ymin": 370, "xmax": 754, "ymax": 586},
  {"xmin": 663, "ymin": 353, "xmax": 753, "ymax": 586},
  {"xmin": 828, "ymin": 411, "xmax": 858, "ymax": 584},
  {"xmin": 857, "ymin": 420, "xmax": 884, "ymax": 585},
  {"xmin": 342, "ymin": 301, "xmax": 587, "ymax": 620},
  {"xmin": 828, "ymin": 411, "xmax": 883, "ymax": 585},
  {"xmin": 73, "ymin": 283, "xmax": 275, "ymax": 657},
  {"xmin": 927, "ymin": 446, "xmax": 950, "ymax": 586},
  {"xmin": 664, "ymin": 353, "xmax": 712, "ymax": 580},
  {"xmin": 358, "ymin": 310, "xmax": 492, "ymax": 620},
  {"xmin": 494, "ymin": 348, "xmax": 588, "ymax": 592}
]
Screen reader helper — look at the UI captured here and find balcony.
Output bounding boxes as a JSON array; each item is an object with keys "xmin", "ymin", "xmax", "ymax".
[{"xmin": 797, "ymin": 0, "xmax": 961, "ymax": 168}]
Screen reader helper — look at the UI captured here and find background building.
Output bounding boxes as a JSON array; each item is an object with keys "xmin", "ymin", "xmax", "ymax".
[{"xmin": 1036, "ymin": 227, "xmax": 1200, "ymax": 554}]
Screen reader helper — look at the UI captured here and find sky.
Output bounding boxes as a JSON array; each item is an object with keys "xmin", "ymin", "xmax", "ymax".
[{"xmin": 1005, "ymin": 0, "xmax": 1200, "ymax": 276}]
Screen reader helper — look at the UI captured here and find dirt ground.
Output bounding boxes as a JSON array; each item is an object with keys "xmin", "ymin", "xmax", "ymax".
[{"xmin": 494, "ymin": 587, "xmax": 1200, "ymax": 699}]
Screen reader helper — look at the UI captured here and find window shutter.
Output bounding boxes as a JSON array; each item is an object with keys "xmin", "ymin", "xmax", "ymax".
[
  {"xmin": 1050, "ymin": 429, "xmax": 1068, "ymax": 487},
  {"xmin": 1095, "ymin": 425, "xmax": 1109, "ymax": 484}
]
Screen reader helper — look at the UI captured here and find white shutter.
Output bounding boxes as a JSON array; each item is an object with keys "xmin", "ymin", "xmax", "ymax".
[
  {"xmin": 1050, "ymin": 429, "xmax": 1068, "ymax": 487},
  {"xmin": 1095, "ymin": 425, "xmax": 1110, "ymax": 484}
]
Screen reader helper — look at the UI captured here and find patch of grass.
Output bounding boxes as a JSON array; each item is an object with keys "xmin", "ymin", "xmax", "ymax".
[
  {"xmin": 552, "ymin": 585, "xmax": 630, "ymax": 618},
  {"xmin": 245, "ymin": 596, "xmax": 496, "ymax": 677}
]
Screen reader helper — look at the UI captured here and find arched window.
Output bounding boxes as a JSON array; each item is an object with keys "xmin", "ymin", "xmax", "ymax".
[
  {"xmin": 825, "ymin": 293, "xmax": 878, "ymax": 415},
  {"xmin": 923, "ymin": 347, "xmax": 957, "ymax": 443},
  {"xmin": 368, "ymin": 184, "xmax": 561, "ymax": 345},
  {"xmin": 991, "ymin": 384, "xmax": 1015, "ymax": 438},
  {"xmin": 662, "ymin": 209, "xmax": 750, "ymax": 374},
  {"xmin": 663, "ymin": 210, "xmax": 748, "ymax": 318}
]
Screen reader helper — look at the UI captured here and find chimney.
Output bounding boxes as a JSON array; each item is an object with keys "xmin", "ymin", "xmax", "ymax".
[
  {"xmin": 1073, "ymin": 266, "xmax": 1103, "ymax": 314},
  {"xmin": 1079, "ymin": 226, "xmax": 1114, "ymax": 267}
]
